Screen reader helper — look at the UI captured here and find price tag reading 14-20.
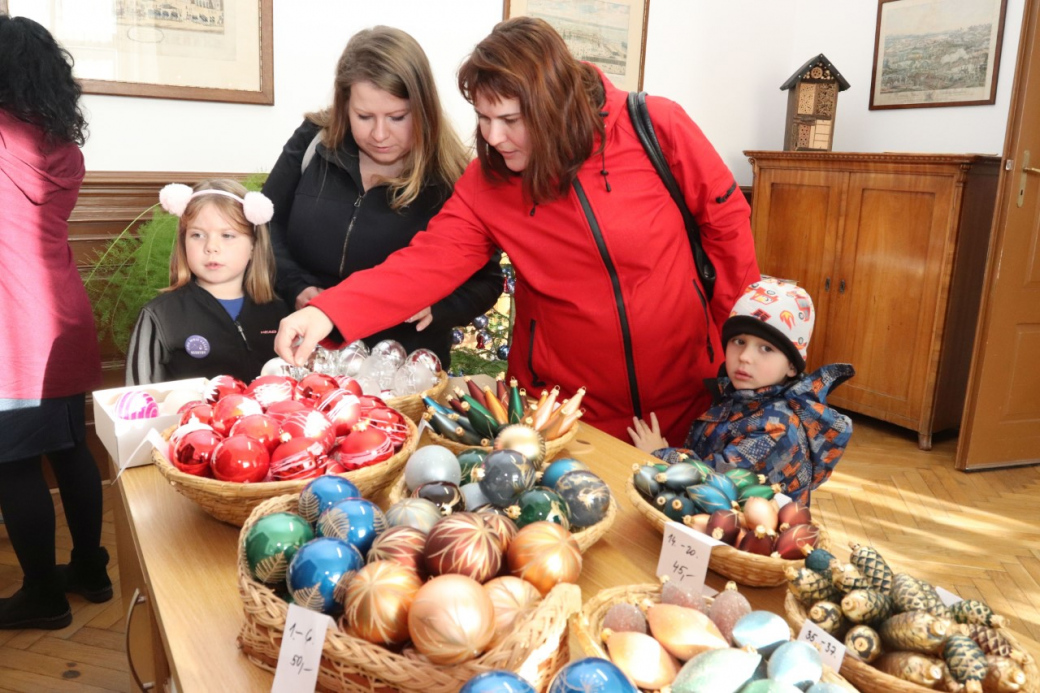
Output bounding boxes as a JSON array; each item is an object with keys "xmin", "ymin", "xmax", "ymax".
[
  {"xmin": 797, "ymin": 619, "xmax": 846, "ymax": 673},
  {"xmin": 656, "ymin": 521, "xmax": 720, "ymax": 594},
  {"xmin": 272, "ymin": 603, "xmax": 333, "ymax": 693}
]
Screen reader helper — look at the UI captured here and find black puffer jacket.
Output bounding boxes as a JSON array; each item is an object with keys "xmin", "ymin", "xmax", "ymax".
[{"xmin": 263, "ymin": 120, "xmax": 502, "ymax": 365}]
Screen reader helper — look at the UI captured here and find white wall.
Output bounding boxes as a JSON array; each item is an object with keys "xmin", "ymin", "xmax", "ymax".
[{"xmin": 79, "ymin": 0, "xmax": 1026, "ymax": 186}]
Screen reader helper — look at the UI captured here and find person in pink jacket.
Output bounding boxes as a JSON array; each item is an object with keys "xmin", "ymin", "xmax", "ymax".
[
  {"xmin": 276, "ymin": 17, "xmax": 760, "ymax": 444},
  {"xmin": 0, "ymin": 15, "xmax": 111, "ymax": 630}
]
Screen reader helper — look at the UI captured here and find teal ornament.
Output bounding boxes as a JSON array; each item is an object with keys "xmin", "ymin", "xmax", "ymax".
[
  {"xmin": 541, "ymin": 458, "xmax": 588, "ymax": 490},
  {"xmin": 653, "ymin": 490, "xmax": 678, "ymax": 512},
  {"xmin": 285, "ymin": 537, "xmax": 364, "ymax": 616},
  {"xmin": 703, "ymin": 471, "xmax": 740, "ymax": 503},
  {"xmin": 766, "ymin": 641, "xmax": 823, "ymax": 690},
  {"xmin": 670, "ymin": 648, "xmax": 761, "ymax": 693},
  {"xmin": 510, "ymin": 487, "xmax": 570, "ymax": 530},
  {"xmin": 244, "ymin": 512, "xmax": 315, "ymax": 584},
  {"xmin": 739, "ymin": 681, "xmax": 802, "ymax": 693},
  {"xmin": 655, "ymin": 462, "xmax": 703, "ymax": 491},
  {"xmin": 456, "ymin": 448, "xmax": 488, "ymax": 485},
  {"xmin": 731, "ymin": 611, "xmax": 792, "ymax": 657},
  {"xmin": 460, "ymin": 671, "xmax": 536, "ymax": 693},
  {"xmin": 686, "ymin": 484, "xmax": 734, "ymax": 514},
  {"xmin": 803, "ymin": 546, "xmax": 839, "ymax": 575},
  {"xmin": 384, "ymin": 497, "xmax": 442, "ymax": 534},
  {"xmin": 547, "ymin": 658, "xmax": 638, "ymax": 693},
  {"xmin": 316, "ymin": 498, "xmax": 387, "ymax": 557},
  {"xmin": 555, "ymin": 470, "xmax": 611, "ymax": 529},
  {"xmin": 663, "ymin": 495, "xmax": 696, "ymax": 522},
  {"xmin": 475, "ymin": 449, "xmax": 536, "ymax": 507},
  {"xmin": 632, "ymin": 464, "xmax": 661, "ymax": 500},
  {"xmin": 404, "ymin": 445, "xmax": 461, "ymax": 491},
  {"xmin": 460, "ymin": 482, "xmax": 491, "ymax": 511},
  {"xmin": 297, "ymin": 476, "xmax": 360, "ymax": 524}
]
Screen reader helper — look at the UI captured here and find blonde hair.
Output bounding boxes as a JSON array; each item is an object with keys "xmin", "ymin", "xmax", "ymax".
[
  {"xmin": 166, "ymin": 178, "xmax": 277, "ymax": 303},
  {"xmin": 306, "ymin": 26, "xmax": 468, "ymax": 209}
]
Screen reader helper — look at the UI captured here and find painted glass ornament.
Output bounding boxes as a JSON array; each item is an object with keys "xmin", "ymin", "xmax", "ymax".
[
  {"xmin": 540, "ymin": 458, "xmax": 588, "ymax": 490},
  {"xmin": 295, "ymin": 372, "xmax": 340, "ymax": 406},
  {"xmin": 370, "ymin": 339, "xmax": 407, "ymax": 369},
  {"xmin": 298, "ymin": 475, "xmax": 360, "ymax": 524},
  {"xmin": 406, "ymin": 348, "xmax": 442, "ymax": 373},
  {"xmin": 506, "ymin": 521, "xmax": 582, "ymax": 595},
  {"xmin": 210, "ymin": 394, "xmax": 264, "ymax": 436},
  {"xmin": 492, "ymin": 424, "xmax": 546, "ymax": 469},
  {"xmin": 114, "ymin": 390, "xmax": 159, "ymax": 420},
  {"xmin": 483, "ymin": 576, "xmax": 541, "ymax": 647},
  {"xmin": 205, "ymin": 374, "xmax": 246, "ymax": 403},
  {"xmin": 510, "ymin": 487, "xmax": 571, "ymax": 530},
  {"xmin": 407, "ymin": 574, "xmax": 496, "ymax": 664},
  {"xmin": 366, "ymin": 525, "xmax": 427, "ymax": 577},
  {"xmin": 269, "ymin": 438, "xmax": 327, "ymax": 481},
  {"xmin": 315, "ymin": 388, "xmax": 362, "ymax": 437},
  {"xmin": 424, "ymin": 512, "xmax": 503, "ymax": 583},
  {"xmin": 279, "ymin": 409, "xmax": 336, "ymax": 452},
  {"xmin": 316, "ymin": 498, "xmax": 387, "ymax": 557},
  {"xmin": 341, "ymin": 560, "xmax": 422, "ymax": 645},
  {"xmin": 476, "ymin": 449, "xmax": 537, "ymax": 507},
  {"xmin": 554, "ymin": 470, "xmax": 611, "ymax": 529},
  {"xmin": 460, "ymin": 671, "xmax": 535, "ymax": 693},
  {"xmin": 457, "ymin": 449, "xmax": 488, "ymax": 485},
  {"xmin": 244, "ymin": 375, "xmax": 296, "ymax": 409},
  {"xmin": 547, "ymin": 658, "xmax": 639, "ymax": 693},
  {"xmin": 229, "ymin": 413, "xmax": 282, "ymax": 453},
  {"xmin": 404, "ymin": 445, "xmax": 461, "ymax": 491},
  {"xmin": 412, "ymin": 481, "xmax": 465, "ymax": 516},
  {"xmin": 245, "ymin": 512, "xmax": 314, "ymax": 584},
  {"xmin": 384, "ymin": 498, "xmax": 442, "ymax": 534},
  {"xmin": 475, "ymin": 510, "xmax": 518, "ymax": 554},
  {"xmin": 286, "ymin": 537, "xmax": 364, "ymax": 616}
]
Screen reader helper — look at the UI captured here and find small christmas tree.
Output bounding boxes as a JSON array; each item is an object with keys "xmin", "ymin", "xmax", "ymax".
[{"xmin": 448, "ymin": 260, "xmax": 515, "ymax": 377}]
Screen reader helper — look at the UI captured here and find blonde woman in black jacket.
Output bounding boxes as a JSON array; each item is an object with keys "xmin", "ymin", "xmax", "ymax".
[{"xmin": 263, "ymin": 27, "xmax": 502, "ymax": 366}]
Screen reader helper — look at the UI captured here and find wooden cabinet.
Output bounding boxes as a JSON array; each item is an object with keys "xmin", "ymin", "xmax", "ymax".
[{"xmin": 744, "ymin": 151, "xmax": 1000, "ymax": 449}]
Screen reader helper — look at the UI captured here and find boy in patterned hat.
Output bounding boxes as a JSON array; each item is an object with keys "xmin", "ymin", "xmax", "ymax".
[{"xmin": 629, "ymin": 277, "xmax": 854, "ymax": 505}]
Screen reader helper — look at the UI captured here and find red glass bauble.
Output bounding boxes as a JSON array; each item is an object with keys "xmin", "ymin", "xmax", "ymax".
[
  {"xmin": 424, "ymin": 513, "xmax": 503, "ymax": 583},
  {"xmin": 265, "ymin": 398, "xmax": 310, "ymax": 421},
  {"xmin": 210, "ymin": 394, "xmax": 264, "ymax": 436},
  {"xmin": 172, "ymin": 428, "xmax": 222, "ymax": 477},
  {"xmin": 229, "ymin": 413, "xmax": 282, "ymax": 452},
  {"xmin": 357, "ymin": 394, "xmax": 388, "ymax": 412},
  {"xmin": 269, "ymin": 437, "xmax": 327, "ymax": 481},
  {"xmin": 335, "ymin": 376, "xmax": 363, "ymax": 397},
  {"xmin": 178, "ymin": 402, "xmax": 213, "ymax": 427},
  {"xmin": 245, "ymin": 375, "xmax": 297, "ymax": 409},
  {"xmin": 279, "ymin": 409, "xmax": 335, "ymax": 452},
  {"xmin": 295, "ymin": 373, "xmax": 339, "ymax": 406},
  {"xmin": 358, "ymin": 406, "xmax": 409, "ymax": 450},
  {"xmin": 329, "ymin": 425, "xmax": 393, "ymax": 470},
  {"xmin": 211, "ymin": 435, "xmax": 270, "ymax": 483},
  {"xmin": 205, "ymin": 375, "xmax": 246, "ymax": 403},
  {"xmin": 315, "ymin": 389, "xmax": 362, "ymax": 437}
]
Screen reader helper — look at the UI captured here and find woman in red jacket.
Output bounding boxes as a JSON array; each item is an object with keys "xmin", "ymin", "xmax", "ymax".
[
  {"xmin": 276, "ymin": 17, "xmax": 760, "ymax": 444},
  {"xmin": 0, "ymin": 15, "xmax": 111, "ymax": 630}
]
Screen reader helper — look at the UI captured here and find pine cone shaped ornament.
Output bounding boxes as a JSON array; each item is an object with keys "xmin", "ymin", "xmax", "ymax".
[
  {"xmin": 942, "ymin": 633, "xmax": 988, "ymax": 693},
  {"xmin": 849, "ymin": 542, "xmax": 894, "ymax": 594},
  {"xmin": 891, "ymin": 572, "xmax": 930, "ymax": 612}
]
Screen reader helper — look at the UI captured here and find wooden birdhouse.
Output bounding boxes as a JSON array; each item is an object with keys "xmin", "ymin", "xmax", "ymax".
[{"xmin": 780, "ymin": 54, "xmax": 850, "ymax": 151}]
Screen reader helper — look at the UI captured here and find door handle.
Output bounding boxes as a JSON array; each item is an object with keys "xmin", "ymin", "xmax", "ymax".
[
  {"xmin": 1024, "ymin": 167, "xmax": 1040, "ymax": 174},
  {"xmin": 1020, "ymin": 150, "xmax": 1036, "ymax": 207},
  {"xmin": 824, "ymin": 277, "xmax": 831, "ymax": 292},
  {"xmin": 839, "ymin": 279, "xmax": 846, "ymax": 294}
]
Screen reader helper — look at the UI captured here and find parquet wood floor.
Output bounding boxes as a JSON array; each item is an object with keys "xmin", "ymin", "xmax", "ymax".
[{"xmin": 0, "ymin": 414, "xmax": 1037, "ymax": 691}]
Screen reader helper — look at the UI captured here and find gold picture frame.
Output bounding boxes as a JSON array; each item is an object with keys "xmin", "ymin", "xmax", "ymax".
[
  {"xmin": 1, "ymin": 0, "xmax": 274, "ymax": 105},
  {"xmin": 869, "ymin": 0, "xmax": 1008, "ymax": 109},
  {"xmin": 504, "ymin": 0, "xmax": 650, "ymax": 92}
]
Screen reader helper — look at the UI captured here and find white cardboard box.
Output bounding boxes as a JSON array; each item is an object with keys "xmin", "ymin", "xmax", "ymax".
[{"xmin": 92, "ymin": 378, "xmax": 208, "ymax": 470}]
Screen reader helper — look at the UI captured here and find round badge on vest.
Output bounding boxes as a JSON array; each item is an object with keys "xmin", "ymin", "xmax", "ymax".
[{"xmin": 185, "ymin": 335, "xmax": 211, "ymax": 359}]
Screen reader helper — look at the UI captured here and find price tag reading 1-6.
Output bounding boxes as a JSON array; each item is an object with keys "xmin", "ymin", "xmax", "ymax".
[
  {"xmin": 272, "ymin": 603, "xmax": 333, "ymax": 693},
  {"xmin": 656, "ymin": 522, "xmax": 719, "ymax": 593},
  {"xmin": 797, "ymin": 619, "xmax": 846, "ymax": 673}
]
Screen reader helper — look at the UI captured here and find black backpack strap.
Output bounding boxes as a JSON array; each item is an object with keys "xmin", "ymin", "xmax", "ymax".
[{"xmin": 627, "ymin": 91, "xmax": 717, "ymax": 301}]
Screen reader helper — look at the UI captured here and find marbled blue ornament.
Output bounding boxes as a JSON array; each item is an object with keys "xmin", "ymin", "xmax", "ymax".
[
  {"xmin": 316, "ymin": 498, "xmax": 387, "ymax": 556},
  {"xmin": 285, "ymin": 537, "xmax": 364, "ymax": 616},
  {"xmin": 472, "ymin": 314, "xmax": 489, "ymax": 329},
  {"xmin": 297, "ymin": 475, "xmax": 360, "ymax": 524},
  {"xmin": 460, "ymin": 670, "xmax": 536, "ymax": 693},
  {"xmin": 496, "ymin": 345, "xmax": 510, "ymax": 360},
  {"xmin": 476, "ymin": 449, "xmax": 537, "ymax": 507},
  {"xmin": 554, "ymin": 470, "xmax": 612, "ymax": 529},
  {"xmin": 540, "ymin": 458, "xmax": 589, "ymax": 490},
  {"xmin": 451, "ymin": 328, "xmax": 465, "ymax": 345},
  {"xmin": 547, "ymin": 658, "xmax": 639, "ymax": 693}
]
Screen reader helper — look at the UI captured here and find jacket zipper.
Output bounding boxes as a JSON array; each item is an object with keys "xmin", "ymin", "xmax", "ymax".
[
  {"xmin": 527, "ymin": 319, "xmax": 546, "ymax": 387},
  {"xmin": 233, "ymin": 320, "xmax": 252, "ymax": 351},
  {"xmin": 693, "ymin": 280, "xmax": 715, "ymax": 363},
  {"xmin": 338, "ymin": 194, "xmax": 365, "ymax": 277},
  {"xmin": 573, "ymin": 179, "xmax": 642, "ymax": 419}
]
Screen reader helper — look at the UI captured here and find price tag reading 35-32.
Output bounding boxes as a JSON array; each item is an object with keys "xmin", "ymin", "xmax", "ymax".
[
  {"xmin": 797, "ymin": 619, "xmax": 846, "ymax": 673},
  {"xmin": 657, "ymin": 522, "xmax": 719, "ymax": 593},
  {"xmin": 272, "ymin": 603, "xmax": 333, "ymax": 693}
]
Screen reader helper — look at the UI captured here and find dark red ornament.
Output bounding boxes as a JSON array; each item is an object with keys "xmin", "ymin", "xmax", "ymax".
[
  {"xmin": 230, "ymin": 414, "xmax": 282, "ymax": 452},
  {"xmin": 316, "ymin": 389, "xmax": 362, "ymax": 437},
  {"xmin": 295, "ymin": 373, "xmax": 339, "ymax": 406},
  {"xmin": 210, "ymin": 394, "xmax": 264, "ymax": 436},
  {"xmin": 329, "ymin": 425, "xmax": 394, "ymax": 470},
  {"xmin": 265, "ymin": 398, "xmax": 310, "ymax": 421},
  {"xmin": 335, "ymin": 376, "xmax": 363, "ymax": 397},
  {"xmin": 172, "ymin": 428, "xmax": 222, "ymax": 477},
  {"xmin": 245, "ymin": 375, "xmax": 297, "ymax": 409},
  {"xmin": 178, "ymin": 402, "xmax": 214, "ymax": 427},
  {"xmin": 205, "ymin": 375, "xmax": 246, "ymax": 403},
  {"xmin": 279, "ymin": 409, "xmax": 335, "ymax": 452},
  {"xmin": 211, "ymin": 434, "xmax": 271, "ymax": 483},
  {"xmin": 269, "ymin": 438, "xmax": 327, "ymax": 481}
]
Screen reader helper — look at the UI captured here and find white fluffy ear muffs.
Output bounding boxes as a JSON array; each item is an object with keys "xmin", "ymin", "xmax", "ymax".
[
  {"xmin": 158, "ymin": 183, "xmax": 275, "ymax": 225},
  {"xmin": 159, "ymin": 183, "xmax": 194, "ymax": 217},
  {"xmin": 241, "ymin": 191, "xmax": 274, "ymax": 225}
]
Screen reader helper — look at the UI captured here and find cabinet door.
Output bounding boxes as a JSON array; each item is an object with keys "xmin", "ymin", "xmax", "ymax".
[
  {"xmin": 750, "ymin": 167, "xmax": 844, "ymax": 373},
  {"xmin": 822, "ymin": 171, "xmax": 954, "ymax": 427}
]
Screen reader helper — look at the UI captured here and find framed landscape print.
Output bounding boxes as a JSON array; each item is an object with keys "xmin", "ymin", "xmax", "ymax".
[
  {"xmin": 869, "ymin": 0, "xmax": 1008, "ymax": 109},
  {"xmin": 504, "ymin": 0, "xmax": 650, "ymax": 92},
  {"xmin": 0, "ymin": 0, "xmax": 274, "ymax": 105}
]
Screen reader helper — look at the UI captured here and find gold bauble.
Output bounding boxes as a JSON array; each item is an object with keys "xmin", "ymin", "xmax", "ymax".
[
  {"xmin": 493, "ymin": 423, "xmax": 546, "ymax": 469},
  {"xmin": 407, "ymin": 574, "xmax": 496, "ymax": 664},
  {"xmin": 483, "ymin": 576, "xmax": 542, "ymax": 647},
  {"xmin": 340, "ymin": 560, "xmax": 422, "ymax": 645},
  {"xmin": 505, "ymin": 521, "xmax": 582, "ymax": 596}
]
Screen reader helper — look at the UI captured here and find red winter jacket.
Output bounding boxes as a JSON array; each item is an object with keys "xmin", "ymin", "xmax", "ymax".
[
  {"xmin": 0, "ymin": 109, "xmax": 101, "ymax": 399},
  {"xmin": 312, "ymin": 71, "xmax": 759, "ymax": 443}
]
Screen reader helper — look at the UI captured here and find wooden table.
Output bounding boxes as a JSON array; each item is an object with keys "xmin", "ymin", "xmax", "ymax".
[{"xmin": 115, "ymin": 423, "xmax": 793, "ymax": 692}]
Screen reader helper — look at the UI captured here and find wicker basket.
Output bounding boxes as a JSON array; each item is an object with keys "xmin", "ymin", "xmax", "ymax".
[
  {"xmin": 151, "ymin": 416, "xmax": 418, "ymax": 527},
  {"xmin": 237, "ymin": 494, "xmax": 583, "ymax": 693},
  {"xmin": 625, "ymin": 476, "xmax": 830, "ymax": 587},
  {"xmin": 424, "ymin": 421, "xmax": 579, "ymax": 460},
  {"xmin": 785, "ymin": 591, "xmax": 1039, "ymax": 693},
  {"xmin": 386, "ymin": 371, "xmax": 449, "ymax": 424},
  {"xmin": 383, "ymin": 472, "xmax": 618, "ymax": 554},
  {"xmin": 569, "ymin": 583, "xmax": 858, "ymax": 690}
]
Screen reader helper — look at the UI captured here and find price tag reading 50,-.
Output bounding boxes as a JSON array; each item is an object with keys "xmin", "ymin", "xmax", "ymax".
[
  {"xmin": 272, "ymin": 603, "xmax": 333, "ymax": 693},
  {"xmin": 656, "ymin": 522, "xmax": 720, "ymax": 592},
  {"xmin": 797, "ymin": 619, "xmax": 846, "ymax": 673}
]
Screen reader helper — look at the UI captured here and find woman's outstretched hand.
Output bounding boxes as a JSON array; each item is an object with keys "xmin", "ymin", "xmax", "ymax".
[{"xmin": 274, "ymin": 306, "xmax": 335, "ymax": 366}]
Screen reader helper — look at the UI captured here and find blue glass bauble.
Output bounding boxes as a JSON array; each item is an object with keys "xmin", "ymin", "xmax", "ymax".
[
  {"xmin": 496, "ymin": 344, "xmax": 510, "ymax": 360},
  {"xmin": 472, "ymin": 314, "xmax": 489, "ymax": 329},
  {"xmin": 547, "ymin": 658, "xmax": 639, "ymax": 693},
  {"xmin": 460, "ymin": 670, "xmax": 536, "ymax": 693},
  {"xmin": 555, "ymin": 470, "xmax": 612, "ymax": 529},
  {"xmin": 316, "ymin": 498, "xmax": 387, "ymax": 557},
  {"xmin": 285, "ymin": 537, "xmax": 364, "ymax": 616},
  {"xmin": 451, "ymin": 328, "xmax": 465, "ymax": 345},
  {"xmin": 297, "ymin": 475, "xmax": 360, "ymax": 524},
  {"xmin": 540, "ymin": 458, "xmax": 589, "ymax": 490},
  {"xmin": 477, "ymin": 449, "xmax": 536, "ymax": 507}
]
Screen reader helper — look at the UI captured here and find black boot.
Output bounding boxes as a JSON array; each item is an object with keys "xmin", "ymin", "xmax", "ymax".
[
  {"xmin": 0, "ymin": 578, "xmax": 72, "ymax": 630},
  {"xmin": 57, "ymin": 546, "xmax": 113, "ymax": 603}
]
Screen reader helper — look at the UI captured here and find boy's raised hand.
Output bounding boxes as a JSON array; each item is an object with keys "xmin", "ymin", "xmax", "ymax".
[{"xmin": 627, "ymin": 412, "xmax": 669, "ymax": 453}]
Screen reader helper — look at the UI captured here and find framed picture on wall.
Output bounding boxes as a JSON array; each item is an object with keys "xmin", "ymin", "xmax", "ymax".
[
  {"xmin": 0, "ymin": 0, "xmax": 274, "ymax": 105},
  {"xmin": 504, "ymin": 0, "xmax": 650, "ymax": 92},
  {"xmin": 869, "ymin": 0, "xmax": 1008, "ymax": 109}
]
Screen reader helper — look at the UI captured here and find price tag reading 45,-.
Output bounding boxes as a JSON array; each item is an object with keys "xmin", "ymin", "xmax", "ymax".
[
  {"xmin": 797, "ymin": 619, "xmax": 846, "ymax": 673},
  {"xmin": 272, "ymin": 603, "xmax": 333, "ymax": 693},
  {"xmin": 657, "ymin": 522, "xmax": 721, "ymax": 593}
]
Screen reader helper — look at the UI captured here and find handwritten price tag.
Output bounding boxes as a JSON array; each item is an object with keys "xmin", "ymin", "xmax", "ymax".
[
  {"xmin": 657, "ymin": 522, "xmax": 720, "ymax": 593},
  {"xmin": 797, "ymin": 620, "xmax": 845, "ymax": 673},
  {"xmin": 936, "ymin": 586, "xmax": 962, "ymax": 607},
  {"xmin": 272, "ymin": 604, "xmax": 332, "ymax": 693}
]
